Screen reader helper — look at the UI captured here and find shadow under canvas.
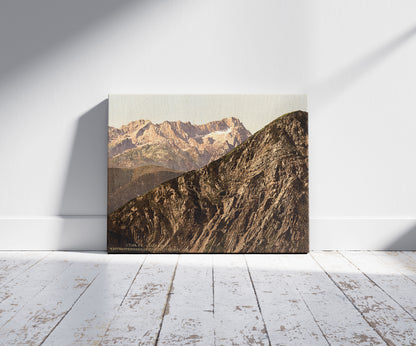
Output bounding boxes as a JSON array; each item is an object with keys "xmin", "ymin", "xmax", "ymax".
[{"xmin": 58, "ymin": 100, "xmax": 108, "ymax": 250}]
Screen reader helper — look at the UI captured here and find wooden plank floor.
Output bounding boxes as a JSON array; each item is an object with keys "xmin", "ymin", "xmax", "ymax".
[{"xmin": 0, "ymin": 252, "xmax": 415, "ymax": 345}]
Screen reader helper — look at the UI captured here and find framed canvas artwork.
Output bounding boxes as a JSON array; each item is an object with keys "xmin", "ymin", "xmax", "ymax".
[{"xmin": 107, "ymin": 95, "xmax": 308, "ymax": 253}]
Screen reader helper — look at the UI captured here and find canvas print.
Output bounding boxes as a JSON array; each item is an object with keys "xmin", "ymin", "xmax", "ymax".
[{"xmin": 108, "ymin": 95, "xmax": 308, "ymax": 253}]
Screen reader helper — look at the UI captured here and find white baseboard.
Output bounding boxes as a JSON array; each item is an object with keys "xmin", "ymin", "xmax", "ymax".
[
  {"xmin": 0, "ymin": 217, "xmax": 415, "ymax": 251},
  {"xmin": 310, "ymin": 218, "xmax": 416, "ymax": 250},
  {"xmin": 0, "ymin": 216, "xmax": 106, "ymax": 251}
]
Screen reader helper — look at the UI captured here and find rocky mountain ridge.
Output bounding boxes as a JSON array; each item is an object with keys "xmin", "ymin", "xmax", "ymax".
[
  {"xmin": 108, "ymin": 111, "xmax": 309, "ymax": 253},
  {"xmin": 108, "ymin": 117, "xmax": 251, "ymax": 171}
]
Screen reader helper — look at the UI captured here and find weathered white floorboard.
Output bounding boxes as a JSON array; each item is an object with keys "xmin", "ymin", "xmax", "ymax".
[
  {"xmin": 373, "ymin": 251, "xmax": 416, "ymax": 283},
  {"xmin": 0, "ymin": 252, "xmax": 108, "ymax": 345},
  {"xmin": 0, "ymin": 251, "xmax": 415, "ymax": 345},
  {"xmin": 342, "ymin": 251, "xmax": 416, "ymax": 320},
  {"xmin": 403, "ymin": 251, "xmax": 416, "ymax": 263},
  {"xmin": 0, "ymin": 252, "xmax": 49, "ymax": 287},
  {"xmin": 245, "ymin": 255, "xmax": 327, "ymax": 345},
  {"xmin": 213, "ymin": 254, "xmax": 269, "ymax": 345},
  {"xmin": 101, "ymin": 254, "xmax": 178, "ymax": 345},
  {"xmin": 0, "ymin": 252, "xmax": 73, "ymax": 328},
  {"xmin": 43, "ymin": 254, "xmax": 146, "ymax": 345},
  {"xmin": 279, "ymin": 254, "xmax": 384, "ymax": 345},
  {"xmin": 313, "ymin": 251, "xmax": 416, "ymax": 345},
  {"xmin": 157, "ymin": 254, "xmax": 214, "ymax": 345}
]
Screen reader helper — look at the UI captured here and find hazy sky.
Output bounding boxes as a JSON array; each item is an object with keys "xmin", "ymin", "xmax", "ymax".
[{"xmin": 109, "ymin": 95, "xmax": 307, "ymax": 134}]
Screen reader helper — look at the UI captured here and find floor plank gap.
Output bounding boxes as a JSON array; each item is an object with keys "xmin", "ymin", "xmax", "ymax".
[
  {"xmin": 288, "ymin": 271, "xmax": 331, "ymax": 346},
  {"xmin": 119, "ymin": 255, "xmax": 148, "ymax": 308},
  {"xmin": 97, "ymin": 255, "xmax": 149, "ymax": 345},
  {"xmin": 244, "ymin": 255, "xmax": 272, "ymax": 346},
  {"xmin": 339, "ymin": 251, "xmax": 416, "ymax": 322},
  {"xmin": 40, "ymin": 270, "xmax": 101, "ymax": 345},
  {"xmin": 314, "ymin": 251, "xmax": 416, "ymax": 345},
  {"xmin": 310, "ymin": 252, "xmax": 390, "ymax": 345},
  {"xmin": 212, "ymin": 255, "xmax": 216, "ymax": 346},
  {"xmin": 154, "ymin": 255, "xmax": 180, "ymax": 346},
  {"xmin": 1, "ymin": 251, "xmax": 415, "ymax": 345}
]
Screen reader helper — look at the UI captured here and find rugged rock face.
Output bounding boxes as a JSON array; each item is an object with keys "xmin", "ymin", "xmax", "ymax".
[
  {"xmin": 108, "ymin": 117, "xmax": 251, "ymax": 171},
  {"xmin": 108, "ymin": 111, "xmax": 309, "ymax": 253},
  {"xmin": 108, "ymin": 166, "xmax": 183, "ymax": 213}
]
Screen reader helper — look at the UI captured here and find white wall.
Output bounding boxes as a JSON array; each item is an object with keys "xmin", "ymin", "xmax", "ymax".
[{"xmin": 0, "ymin": 0, "xmax": 415, "ymax": 250}]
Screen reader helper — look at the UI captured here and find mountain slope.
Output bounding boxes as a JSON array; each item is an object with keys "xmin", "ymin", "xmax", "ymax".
[
  {"xmin": 108, "ymin": 111, "xmax": 309, "ymax": 253},
  {"xmin": 108, "ymin": 143, "xmax": 200, "ymax": 172},
  {"xmin": 108, "ymin": 166, "xmax": 183, "ymax": 213},
  {"xmin": 108, "ymin": 117, "xmax": 251, "ymax": 171}
]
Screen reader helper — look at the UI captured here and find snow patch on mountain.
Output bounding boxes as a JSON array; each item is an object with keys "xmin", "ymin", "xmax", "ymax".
[{"xmin": 204, "ymin": 127, "xmax": 232, "ymax": 137}]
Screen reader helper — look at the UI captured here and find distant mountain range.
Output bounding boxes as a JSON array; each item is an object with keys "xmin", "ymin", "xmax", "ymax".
[
  {"xmin": 108, "ymin": 165, "xmax": 183, "ymax": 213},
  {"xmin": 108, "ymin": 117, "xmax": 252, "ymax": 171},
  {"xmin": 108, "ymin": 111, "xmax": 309, "ymax": 253}
]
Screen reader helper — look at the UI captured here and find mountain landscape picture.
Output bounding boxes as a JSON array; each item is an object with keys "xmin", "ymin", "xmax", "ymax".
[{"xmin": 108, "ymin": 95, "xmax": 309, "ymax": 253}]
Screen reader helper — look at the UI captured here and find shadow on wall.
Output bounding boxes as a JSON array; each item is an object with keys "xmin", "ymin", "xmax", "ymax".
[
  {"xmin": 0, "ymin": 0, "xmax": 138, "ymax": 82},
  {"xmin": 309, "ymin": 24, "xmax": 416, "ymax": 110},
  {"xmin": 60, "ymin": 100, "xmax": 108, "ymax": 215},
  {"xmin": 385, "ymin": 223, "xmax": 416, "ymax": 251},
  {"xmin": 307, "ymin": 23, "xmax": 416, "ymax": 251},
  {"xmin": 58, "ymin": 100, "xmax": 108, "ymax": 250}
]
